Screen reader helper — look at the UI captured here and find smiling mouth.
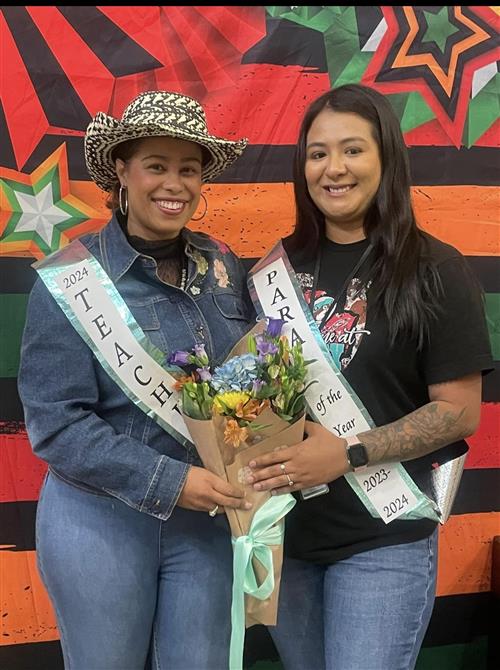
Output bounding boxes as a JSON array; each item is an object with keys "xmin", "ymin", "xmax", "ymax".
[
  {"xmin": 324, "ymin": 185, "xmax": 355, "ymax": 195},
  {"xmin": 155, "ymin": 200, "xmax": 186, "ymax": 213}
]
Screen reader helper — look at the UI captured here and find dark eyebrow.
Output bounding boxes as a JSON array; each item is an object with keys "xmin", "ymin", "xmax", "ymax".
[
  {"xmin": 141, "ymin": 154, "xmax": 202, "ymax": 163},
  {"xmin": 306, "ymin": 137, "xmax": 369, "ymax": 149}
]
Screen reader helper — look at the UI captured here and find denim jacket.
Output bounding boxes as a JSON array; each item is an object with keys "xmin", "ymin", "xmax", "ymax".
[{"xmin": 18, "ymin": 215, "xmax": 254, "ymax": 520}]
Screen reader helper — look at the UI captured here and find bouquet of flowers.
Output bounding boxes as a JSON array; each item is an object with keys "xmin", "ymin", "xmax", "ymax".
[{"xmin": 168, "ymin": 318, "xmax": 312, "ymax": 669}]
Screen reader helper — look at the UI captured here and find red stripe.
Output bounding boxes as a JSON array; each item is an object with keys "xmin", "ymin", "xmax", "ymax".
[
  {"xmin": 466, "ymin": 402, "xmax": 500, "ymax": 469},
  {"xmin": 0, "ymin": 433, "xmax": 47, "ymax": 503},
  {"xmin": 0, "ymin": 403, "xmax": 498, "ymax": 503}
]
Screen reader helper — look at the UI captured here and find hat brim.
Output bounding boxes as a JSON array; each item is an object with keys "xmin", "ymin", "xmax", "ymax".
[{"xmin": 84, "ymin": 112, "xmax": 248, "ymax": 192}]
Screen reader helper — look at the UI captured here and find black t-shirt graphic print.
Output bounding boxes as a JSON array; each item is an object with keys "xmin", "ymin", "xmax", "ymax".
[{"xmin": 284, "ymin": 234, "xmax": 493, "ymax": 564}]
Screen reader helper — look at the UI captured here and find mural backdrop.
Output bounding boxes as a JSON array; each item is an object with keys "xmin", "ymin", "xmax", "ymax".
[{"xmin": 0, "ymin": 6, "xmax": 499, "ymax": 670}]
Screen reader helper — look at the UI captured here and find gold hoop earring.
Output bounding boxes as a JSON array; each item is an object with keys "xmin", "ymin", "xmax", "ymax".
[
  {"xmin": 191, "ymin": 193, "xmax": 208, "ymax": 221},
  {"xmin": 119, "ymin": 185, "xmax": 128, "ymax": 216}
]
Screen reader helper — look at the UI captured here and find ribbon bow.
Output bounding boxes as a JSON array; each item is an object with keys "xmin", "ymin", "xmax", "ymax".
[{"xmin": 229, "ymin": 494, "xmax": 296, "ymax": 670}]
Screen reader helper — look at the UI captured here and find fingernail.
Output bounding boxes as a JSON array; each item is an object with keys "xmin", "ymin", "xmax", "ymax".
[
  {"xmin": 253, "ymin": 483, "xmax": 262, "ymax": 491},
  {"xmin": 245, "ymin": 475, "xmax": 255, "ymax": 484},
  {"xmin": 244, "ymin": 501, "xmax": 253, "ymax": 510},
  {"xmin": 249, "ymin": 460, "xmax": 256, "ymax": 468},
  {"xmin": 271, "ymin": 489, "xmax": 276, "ymax": 496}
]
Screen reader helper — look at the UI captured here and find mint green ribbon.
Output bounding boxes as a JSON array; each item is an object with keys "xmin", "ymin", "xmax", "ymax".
[{"xmin": 229, "ymin": 494, "xmax": 296, "ymax": 670}]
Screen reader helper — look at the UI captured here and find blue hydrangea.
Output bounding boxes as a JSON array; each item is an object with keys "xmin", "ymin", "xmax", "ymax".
[{"xmin": 211, "ymin": 353, "xmax": 258, "ymax": 392}]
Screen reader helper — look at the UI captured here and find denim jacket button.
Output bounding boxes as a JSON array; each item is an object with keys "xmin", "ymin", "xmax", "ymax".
[{"xmin": 154, "ymin": 499, "xmax": 161, "ymax": 507}]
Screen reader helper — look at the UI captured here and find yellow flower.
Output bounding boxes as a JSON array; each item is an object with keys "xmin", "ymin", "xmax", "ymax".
[
  {"xmin": 213, "ymin": 391, "xmax": 251, "ymax": 414},
  {"xmin": 224, "ymin": 418, "xmax": 249, "ymax": 448}
]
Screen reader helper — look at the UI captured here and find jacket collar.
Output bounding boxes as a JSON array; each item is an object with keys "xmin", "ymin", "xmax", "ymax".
[{"xmin": 97, "ymin": 213, "xmax": 216, "ymax": 282}]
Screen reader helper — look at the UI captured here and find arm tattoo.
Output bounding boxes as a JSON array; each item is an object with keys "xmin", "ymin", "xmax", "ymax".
[{"xmin": 358, "ymin": 402, "xmax": 467, "ymax": 464}]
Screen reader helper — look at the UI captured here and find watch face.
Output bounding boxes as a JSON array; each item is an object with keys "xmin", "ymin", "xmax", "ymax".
[{"xmin": 348, "ymin": 443, "xmax": 368, "ymax": 468}]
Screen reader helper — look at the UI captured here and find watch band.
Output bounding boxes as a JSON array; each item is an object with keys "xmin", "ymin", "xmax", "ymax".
[{"xmin": 344, "ymin": 435, "xmax": 369, "ymax": 471}]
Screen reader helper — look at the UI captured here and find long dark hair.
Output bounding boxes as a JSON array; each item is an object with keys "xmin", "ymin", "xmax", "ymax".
[{"xmin": 287, "ymin": 83, "xmax": 442, "ymax": 347}]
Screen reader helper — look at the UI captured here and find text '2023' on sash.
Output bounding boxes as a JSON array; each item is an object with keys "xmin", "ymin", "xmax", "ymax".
[{"xmin": 248, "ymin": 244, "xmax": 440, "ymax": 524}]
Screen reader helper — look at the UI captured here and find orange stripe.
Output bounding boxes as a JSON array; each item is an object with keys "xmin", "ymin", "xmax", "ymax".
[
  {"xmin": 436, "ymin": 512, "xmax": 500, "ymax": 596},
  {"xmin": 85, "ymin": 182, "xmax": 500, "ymax": 258},
  {"xmin": 199, "ymin": 183, "xmax": 500, "ymax": 257},
  {"xmin": 1, "ymin": 512, "xmax": 497, "ymax": 644},
  {"xmin": 0, "ymin": 551, "xmax": 58, "ymax": 645},
  {"xmin": 2, "ymin": 182, "xmax": 498, "ymax": 259}
]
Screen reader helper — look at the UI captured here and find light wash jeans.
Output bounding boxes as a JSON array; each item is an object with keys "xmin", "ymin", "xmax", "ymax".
[
  {"xmin": 270, "ymin": 531, "xmax": 438, "ymax": 670},
  {"xmin": 36, "ymin": 472, "xmax": 233, "ymax": 670}
]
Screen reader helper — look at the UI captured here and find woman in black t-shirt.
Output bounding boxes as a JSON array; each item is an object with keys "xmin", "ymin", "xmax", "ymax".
[{"xmin": 247, "ymin": 84, "xmax": 492, "ymax": 670}]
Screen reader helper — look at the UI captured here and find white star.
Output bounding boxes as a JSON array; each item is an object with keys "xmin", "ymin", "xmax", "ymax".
[
  {"xmin": 14, "ymin": 182, "xmax": 72, "ymax": 247},
  {"xmin": 362, "ymin": 18, "xmax": 388, "ymax": 53},
  {"xmin": 472, "ymin": 61, "xmax": 498, "ymax": 98}
]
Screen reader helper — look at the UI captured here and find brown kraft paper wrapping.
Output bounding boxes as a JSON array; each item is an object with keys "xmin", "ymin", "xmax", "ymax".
[{"xmin": 185, "ymin": 409, "xmax": 305, "ymax": 627}]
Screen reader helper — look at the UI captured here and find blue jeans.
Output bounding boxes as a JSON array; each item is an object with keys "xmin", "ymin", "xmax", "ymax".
[
  {"xmin": 36, "ymin": 472, "xmax": 233, "ymax": 670},
  {"xmin": 270, "ymin": 531, "xmax": 438, "ymax": 670}
]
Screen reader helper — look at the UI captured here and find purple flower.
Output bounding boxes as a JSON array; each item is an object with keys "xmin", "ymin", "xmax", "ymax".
[
  {"xmin": 255, "ymin": 334, "xmax": 278, "ymax": 357},
  {"xmin": 197, "ymin": 366, "xmax": 212, "ymax": 381},
  {"xmin": 168, "ymin": 350, "xmax": 190, "ymax": 366},
  {"xmin": 265, "ymin": 317, "xmax": 285, "ymax": 339},
  {"xmin": 252, "ymin": 379, "xmax": 264, "ymax": 393},
  {"xmin": 194, "ymin": 343, "xmax": 207, "ymax": 359}
]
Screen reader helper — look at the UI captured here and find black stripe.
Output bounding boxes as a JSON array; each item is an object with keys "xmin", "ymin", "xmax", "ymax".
[
  {"xmin": 242, "ymin": 16, "xmax": 328, "ymax": 70},
  {"xmin": 219, "ymin": 145, "xmax": 500, "ymax": 186},
  {"xmin": 0, "ymin": 641, "xmax": 64, "ymax": 670},
  {"xmin": 58, "ymin": 7, "xmax": 162, "ymax": 78},
  {"xmin": 466, "ymin": 257, "xmax": 500, "ymax": 293},
  {"xmin": 0, "ymin": 379, "xmax": 24, "ymax": 423},
  {"xmin": 2, "ymin": 473, "xmax": 498, "ymax": 552},
  {"xmin": 483, "ymin": 364, "xmax": 500, "ymax": 404},
  {"xmin": 2, "ymin": 7, "xmax": 91, "ymax": 131},
  {"xmin": 0, "ymin": 101, "xmax": 17, "ymax": 171},
  {"xmin": 0, "ymin": 258, "xmax": 38, "ymax": 294},
  {"xmin": 18, "ymin": 137, "xmax": 500, "ymax": 186},
  {"xmin": 451, "ymin": 469, "xmax": 500, "ymax": 515},
  {"xmin": 424, "ymin": 592, "xmax": 495, "ymax": 647},
  {"xmin": 2, "ymin": 254, "xmax": 500, "ymax": 296},
  {"xmin": 0, "ymin": 501, "xmax": 37, "ymax": 552},
  {"xmin": 244, "ymin": 256, "xmax": 500, "ymax": 293}
]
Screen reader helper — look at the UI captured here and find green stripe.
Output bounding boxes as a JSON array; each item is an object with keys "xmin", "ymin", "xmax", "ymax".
[
  {"xmin": 244, "ymin": 639, "xmax": 489, "ymax": 670},
  {"xmin": 1, "ymin": 291, "xmax": 498, "ymax": 380},
  {"xmin": 0, "ymin": 294, "xmax": 29, "ymax": 377},
  {"xmin": 485, "ymin": 293, "xmax": 500, "ymax": 361},
  {"xmin": 415, "ymin": 638, "xmax": 487, "ymax": 670}
]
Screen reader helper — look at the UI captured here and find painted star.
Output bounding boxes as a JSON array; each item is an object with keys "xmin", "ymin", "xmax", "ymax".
[
  {"xmin": 0, "ymin": 144, "xmax": 106, "ymax": 258},
  {"xmin": 363, "ymin": 6, "xmax": 500, "ymax": 145}
]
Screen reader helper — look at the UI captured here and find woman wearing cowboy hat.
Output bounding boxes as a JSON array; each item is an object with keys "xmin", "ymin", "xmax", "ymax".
[{"xmin": 19, "ymin": 91, "xmax": 254, "ymax": 669}]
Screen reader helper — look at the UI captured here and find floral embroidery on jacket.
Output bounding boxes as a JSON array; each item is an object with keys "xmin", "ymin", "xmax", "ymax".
[
  {"xmin": 214, "ymin": 258, "xmax": 230, "ymax": 288},
  {"xmin": 191, "ymin": 250, "xmax": 209, "ymax": 276}
]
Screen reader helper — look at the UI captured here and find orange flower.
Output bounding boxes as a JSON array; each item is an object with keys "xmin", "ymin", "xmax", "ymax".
[
  {"xmin": 224, "ymin": 419, "xmax": 249, "ymax": 448},
  {"xmin": 173, "ymin": 373, "xmax": 196, "ymax": 392},
  {"xmin": 235, "ymin": 398, "xmax": 270, "ymax": 422}
]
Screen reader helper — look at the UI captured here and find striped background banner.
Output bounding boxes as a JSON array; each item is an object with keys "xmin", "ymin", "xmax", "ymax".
[{"xmin": 1, "ymin": 6, "xmax": 499, "ymax": 669}]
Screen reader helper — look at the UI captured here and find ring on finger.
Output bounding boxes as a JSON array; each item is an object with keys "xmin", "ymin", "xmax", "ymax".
[
  {"xmin": 208, "ymin": 504, "xmax": 219, "ymax": 517},
  {"xmin": 285, "ymin": 473, "xmax": 294, "ymax": 487},
  {"xmin": 280, "ymin": 462, "xmax": 286, "ymax": 473}
]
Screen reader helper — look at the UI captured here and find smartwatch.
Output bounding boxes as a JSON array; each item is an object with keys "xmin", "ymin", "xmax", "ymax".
[{"xmin": 344, "ymin": 435, "xmax": 369, "ymax": 472}]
